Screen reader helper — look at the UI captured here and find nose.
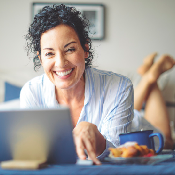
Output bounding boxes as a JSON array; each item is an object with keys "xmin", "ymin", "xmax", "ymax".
[{"xmin": 55, "ymin": 52, "xmax": 68, "ymax": 68}]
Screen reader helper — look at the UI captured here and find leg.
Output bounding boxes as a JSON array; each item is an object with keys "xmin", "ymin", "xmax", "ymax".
[
  {"xmin": 137, "ymin": 52, "xmax": 157, "ymax": 75},
  {"xmin": 134, "ymin": 54, "xmax": 175, "ymax": 149},
  {"xmin": 144, "ymin": 83, "xmax": 173, "ymax": 149},
  {"xmin": 135, "ymin": 54, "xmax": 175, "ymax": 110},
  {"xmin": 134, "ymin": 52, "xmax": 158, "ymax": 110},
  {"xmin": 134, "ymin": 53, "xmax": 157, "ymax": 110},
  {"xmin": 134, "ymin": 75, "xmax": 151, "ymax": 111}
]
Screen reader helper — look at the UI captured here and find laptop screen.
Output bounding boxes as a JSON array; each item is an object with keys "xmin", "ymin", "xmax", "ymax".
[{"xmin": 0, "ymin": 107, "xmax": 77, "ymax": 164}]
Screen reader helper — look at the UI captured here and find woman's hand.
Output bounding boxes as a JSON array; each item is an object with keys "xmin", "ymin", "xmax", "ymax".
[{"xmin": 73, "ymin": 121, "xmax": 106, "ymax": 165}]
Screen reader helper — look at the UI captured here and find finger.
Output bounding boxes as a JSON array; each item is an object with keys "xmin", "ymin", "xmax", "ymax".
[
  {"xmin": 88, "ymin": 152, "xmax": 101, "ymax": 165},
  {"xmin": 76, "ymin": 137, "xmax": 87, "ymax": 160},
  {"xmin": 83, "ymin": 138, "xmax": 101, "ymax": 165}
]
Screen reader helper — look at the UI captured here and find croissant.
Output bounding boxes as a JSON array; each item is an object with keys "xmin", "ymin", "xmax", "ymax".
[{"xmin": 109, "ymin": 142, "xmax": 156, "ymax": 158}]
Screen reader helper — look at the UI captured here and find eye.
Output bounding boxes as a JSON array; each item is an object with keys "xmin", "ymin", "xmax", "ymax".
[
  {"xmin": 66, "ymin": 48, "xmax": 75, "ymax": 53},
  {"xmin": 45, "ymin": 52, "xmax": 54, "ymax": 56}
]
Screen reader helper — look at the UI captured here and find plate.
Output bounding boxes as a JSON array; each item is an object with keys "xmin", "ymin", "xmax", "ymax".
[{"xmin": 104, "ymin": 155, "xmax": 173, "ymax": 165}]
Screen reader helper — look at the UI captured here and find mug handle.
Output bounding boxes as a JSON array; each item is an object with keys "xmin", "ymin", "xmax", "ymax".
[{"xmin": 149, "ymin": 133, "xmax": 164, "ymax": 154}]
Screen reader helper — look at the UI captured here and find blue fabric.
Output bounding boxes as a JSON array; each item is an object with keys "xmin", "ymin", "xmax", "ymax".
[
  {"xmin": 4, "ymin": 82, "xmax": 22, "ymax": 102},
  {"xmin": 0, "ymin": 161, "xmax": 175, "ymax": 175},
  {"xmin": 0, "ymin": 151, "xmax": 174, "ymax": 174}
]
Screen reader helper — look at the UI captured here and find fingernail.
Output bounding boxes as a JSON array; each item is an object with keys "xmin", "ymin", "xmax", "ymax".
[
  {"xmin": 96, "ymin": 160, "xmax": 101, "ymax": 165},
  {"xmin": 81, "ymin": 155, "xmax": 86, "ymax": 160}
]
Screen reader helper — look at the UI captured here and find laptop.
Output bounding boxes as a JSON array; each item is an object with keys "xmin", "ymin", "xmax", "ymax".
[{"xmin": 0, "ymin": 107, "xmax": 77, "ymax": 164}]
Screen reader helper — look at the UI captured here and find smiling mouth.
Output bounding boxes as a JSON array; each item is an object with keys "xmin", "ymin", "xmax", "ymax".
[{"xmin": 55, "ymin": 68, "xmax": 73, "ymax": 77}]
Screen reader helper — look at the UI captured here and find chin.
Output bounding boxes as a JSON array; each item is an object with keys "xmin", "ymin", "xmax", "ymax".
[{"xmin": 55, "ymin": 82, "xmax": 73, "ymax": 90}]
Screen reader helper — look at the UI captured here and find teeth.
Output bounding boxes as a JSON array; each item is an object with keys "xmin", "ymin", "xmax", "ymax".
[{"xmin": 56, "ymin": 69, "xmax": 73, "ymax": 77}]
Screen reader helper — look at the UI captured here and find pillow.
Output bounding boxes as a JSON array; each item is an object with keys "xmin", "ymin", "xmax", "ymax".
[{"xmin": 4, "ymin": 82, "xmax": 22, "ymax": 102}]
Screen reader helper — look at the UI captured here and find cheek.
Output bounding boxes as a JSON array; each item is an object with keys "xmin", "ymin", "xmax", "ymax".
[
  {"xmin": 41, "ymin": 59, "xmax": 53, "ymax": 71},
  {"xmin": 72, "ymin": 52, "xmax": 86, "ymax": 66}
]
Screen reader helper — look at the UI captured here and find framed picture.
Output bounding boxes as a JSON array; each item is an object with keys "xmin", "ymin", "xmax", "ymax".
[{"xmin": 32, "ymin": 3, "xmax": 105, "ymax": 40}]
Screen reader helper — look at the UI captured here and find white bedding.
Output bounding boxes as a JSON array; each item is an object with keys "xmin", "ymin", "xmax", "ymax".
[{"xmin": 0, "ymin": 99, "xmax": 20, "ymax": 110}]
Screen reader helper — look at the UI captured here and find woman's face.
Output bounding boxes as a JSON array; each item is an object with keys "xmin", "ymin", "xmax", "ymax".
[{"xmin": 38, "ymin": 24, "xmax": 88, "ymax": 90}]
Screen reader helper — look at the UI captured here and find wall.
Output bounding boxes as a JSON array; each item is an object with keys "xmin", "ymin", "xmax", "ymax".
[
  {"xmin": 0, "ymin": 0, "xmax": 175, "ymax": 92},
  {"xmin": 0, "ymin": 0, "xmax": 175, "ymax": 77}
]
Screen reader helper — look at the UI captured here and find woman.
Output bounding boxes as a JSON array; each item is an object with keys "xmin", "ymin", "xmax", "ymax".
[{"xmin": 20, "ymin": 4, "xmax": 171, "ymax": 165}]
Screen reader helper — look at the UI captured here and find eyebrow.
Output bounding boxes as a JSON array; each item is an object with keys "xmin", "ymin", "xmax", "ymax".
[
  {"xmin": 43, "ymin": 41, "xmax": 77, "ymax": 50},
  {"xmin": 64, "ymin": 41, "xmax": 77, "ymax": 48},
  {"xmin": 43, "ymin": 48, "xmax": 54, "ymax": 50}
]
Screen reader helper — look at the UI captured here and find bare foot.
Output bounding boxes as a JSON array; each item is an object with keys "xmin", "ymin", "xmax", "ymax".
[
  {"xmin": 137, "ymin": 52, "xmax": 157, "ymax": 75},
  {"xmin": 145, "ymin": 54, "xmax": 175, "ymax": 84}
]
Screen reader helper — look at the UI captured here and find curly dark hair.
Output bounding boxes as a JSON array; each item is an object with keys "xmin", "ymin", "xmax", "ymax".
[{"xmin": 25, "ymin": 4, "xmax": 93, "ymax": 71}]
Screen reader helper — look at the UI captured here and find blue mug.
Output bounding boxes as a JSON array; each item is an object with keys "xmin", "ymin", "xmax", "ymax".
[{"xmin": 119, "ymin": 130, "xmax": 164, "ymax": 154}]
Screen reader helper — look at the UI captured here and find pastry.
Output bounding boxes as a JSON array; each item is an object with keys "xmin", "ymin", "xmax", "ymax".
[{"xmin": 109, "ymin": 142, "xmax": 156, "ymax": 158}]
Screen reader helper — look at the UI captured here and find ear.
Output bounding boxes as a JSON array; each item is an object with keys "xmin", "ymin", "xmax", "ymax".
[
  {"xmin": 84, "ymin": 44, "xmax": 89, "ymax": 59},
  {"xmin": 37, "ymin": 51, "xmax": 42, "ymax": 64}
]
